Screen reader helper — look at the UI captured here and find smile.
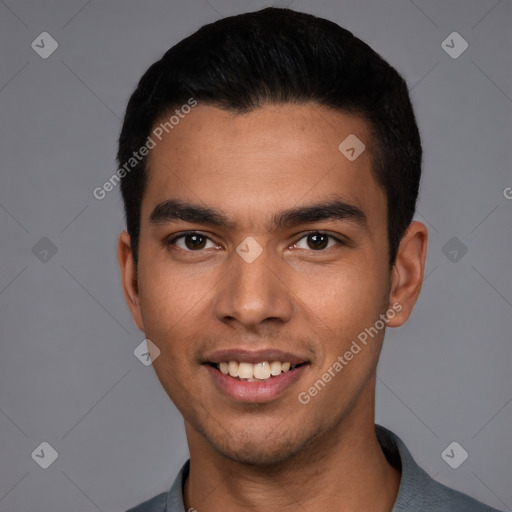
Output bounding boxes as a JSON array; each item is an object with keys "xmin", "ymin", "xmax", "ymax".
[
  {"xmin": 212, "ymin": 360, "xmax": 301, "ymax": 382},
  {"xmin": 205, "ymin": 361, "xmax": 307, "ymax": 403}
]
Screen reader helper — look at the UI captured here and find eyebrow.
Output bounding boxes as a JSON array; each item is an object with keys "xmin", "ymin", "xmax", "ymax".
[{"xmin": 149, "ymin": 198, "xmax": 367, "ymax": 231}]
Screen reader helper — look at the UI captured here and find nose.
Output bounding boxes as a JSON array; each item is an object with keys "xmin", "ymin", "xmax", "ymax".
[{"xmin": 212, "ymin": 242, "xmax": 294, "ymax": 330}]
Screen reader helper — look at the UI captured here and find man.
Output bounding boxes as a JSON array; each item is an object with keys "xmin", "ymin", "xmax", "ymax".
[{"xmin": 117, "ymin": 7, "xmax": 502, "ymax": 512}]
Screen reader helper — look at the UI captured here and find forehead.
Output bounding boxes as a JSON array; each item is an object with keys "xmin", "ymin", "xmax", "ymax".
[{"xmin": 142, "ymin": 103, "xmax": 385, "ymax": 229}]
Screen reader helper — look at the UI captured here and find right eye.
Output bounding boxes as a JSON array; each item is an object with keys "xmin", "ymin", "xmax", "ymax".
[{"xmin": 166, "ymin": 232, "xmax": 221, "ymax": 251}]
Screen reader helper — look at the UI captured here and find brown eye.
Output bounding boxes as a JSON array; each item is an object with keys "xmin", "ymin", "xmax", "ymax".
[
  {"xmin": 168, "ymin": 232, "xmax": 218, "ymax": 251},
  {"xmin": 183, "ymin": 234, "xmax": 207, "ymax": 250},
  {"xmin": 292, "ymin": 232, "xmax": 342, "ymax": 251},
  {"xmin": 307, "ymin": 233, "xmax": 329, "ymax": 250}
]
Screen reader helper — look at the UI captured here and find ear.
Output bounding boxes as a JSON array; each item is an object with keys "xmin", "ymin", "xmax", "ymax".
[
  {"xmin": 118, "ymin": 230, "xmax": 144, "ymax": 332},
  {"xmin": 386, "ymin": 221, "xmax": 428, "ymax": 327}
]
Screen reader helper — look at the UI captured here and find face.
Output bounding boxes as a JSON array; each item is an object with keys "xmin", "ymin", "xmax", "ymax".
[{"xmin": 119, "ymin": 103, "xmax": 426, "ymax": 466}]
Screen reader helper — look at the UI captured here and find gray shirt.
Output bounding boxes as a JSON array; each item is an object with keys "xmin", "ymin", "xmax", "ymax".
[{"xmin": 126, "ymin": 424, "xmax": 502, "ymax": 511}]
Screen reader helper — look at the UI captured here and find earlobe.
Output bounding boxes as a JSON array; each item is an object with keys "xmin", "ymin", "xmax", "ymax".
[
  {"xmin": 117, "ymin": 230, "xmax": 144, "ymax": 332},
  {"xmin": 386, "ymin": 221, "xmax": 428, "ymax": 328}
]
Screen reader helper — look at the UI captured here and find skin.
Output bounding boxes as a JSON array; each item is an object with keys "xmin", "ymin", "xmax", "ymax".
[{"xmin": 118, "ymin": 103, "xmax": 428, "ymax": 512}]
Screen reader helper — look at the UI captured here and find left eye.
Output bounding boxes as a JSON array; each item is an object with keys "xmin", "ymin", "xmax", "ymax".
[{"xmin": 292, "ymin": 232, "xmax": 341, "ymax": 251}]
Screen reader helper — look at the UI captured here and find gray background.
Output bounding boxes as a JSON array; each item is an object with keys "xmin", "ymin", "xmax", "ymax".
[{"xmin": 0, "ymin": 0, "xmax": 510, "ymax": 511}]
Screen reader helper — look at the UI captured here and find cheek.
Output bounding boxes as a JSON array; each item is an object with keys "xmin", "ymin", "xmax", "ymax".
[
  {"xmin": 137, "ymin": 259, "xmax": 210, "ymax": 360},
  {"xmin": 140, "ymin": 245, "xmax": 203, "ymax": 311},
  {"xmin": 295, "ymin": 265, "xmax": 386, "ymax": 411},
  {"xmin": 137, "ymin": 264, "xmax": 206, "ymax": 409},
  {"xmin": 293, "ymin": 258, "xmax": 387, "ymax": 342}
]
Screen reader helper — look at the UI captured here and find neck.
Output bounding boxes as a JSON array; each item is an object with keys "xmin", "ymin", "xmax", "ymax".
[{"xmin": 183, "ymin": 378, "xmax": 401, "ymax": 512}]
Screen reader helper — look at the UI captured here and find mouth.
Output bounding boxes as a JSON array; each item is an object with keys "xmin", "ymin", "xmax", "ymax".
[
  {"xmin": 203, "ymin": 350, "xmax": 309, "ymax": 403},
  {"xmin": 208, "ymin": 360, "xmax": 305, "ymax": 382}
]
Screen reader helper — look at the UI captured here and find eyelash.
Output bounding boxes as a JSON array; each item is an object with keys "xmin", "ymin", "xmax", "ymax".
[{"xmin": 165, "ymin": 231, "xmax": 346, "ymax": 252}]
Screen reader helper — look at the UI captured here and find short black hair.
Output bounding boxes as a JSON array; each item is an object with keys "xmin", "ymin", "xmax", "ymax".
[{"xmin": 118, "ymin": 7, "xmax": 422, "ymax": 266}]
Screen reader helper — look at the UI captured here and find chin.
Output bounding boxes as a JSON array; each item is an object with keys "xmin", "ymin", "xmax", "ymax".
[
  {"xmin": 215, "ymin": 438, "xmax": 300, "ymax": 466},
  {"xmin": 205, "ymin": 421, "xmax": 317, "ymax": 467}
]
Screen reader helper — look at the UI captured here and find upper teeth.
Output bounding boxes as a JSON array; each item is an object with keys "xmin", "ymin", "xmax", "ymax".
[{"xmin": 218, "ymin": 361, "xmax": 293, "ymax": 380}]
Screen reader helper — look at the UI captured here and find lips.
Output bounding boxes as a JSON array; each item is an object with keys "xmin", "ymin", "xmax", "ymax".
[{"xmin": 203, "ymin": 348, "xmax": 309, "ymax": 402}]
